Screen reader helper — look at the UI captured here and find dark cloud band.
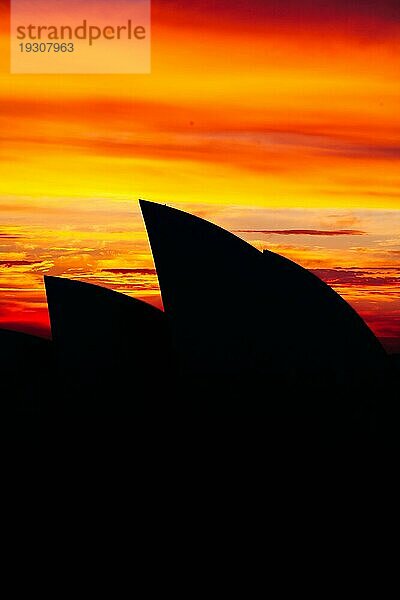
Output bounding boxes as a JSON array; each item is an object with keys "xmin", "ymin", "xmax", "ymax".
[{"xmin": 235, "ymin": 229, "xmax": 366, "ymax": 236}]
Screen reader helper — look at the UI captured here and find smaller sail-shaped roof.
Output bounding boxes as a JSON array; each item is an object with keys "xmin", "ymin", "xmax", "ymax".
[{"xmin": 45, "ymin": 276, "xmax": 174, "ymax": 412}]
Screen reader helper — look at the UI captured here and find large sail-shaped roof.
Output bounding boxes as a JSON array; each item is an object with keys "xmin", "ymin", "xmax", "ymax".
[{"xmin": 140, "ymin": 199, "xmax": 386, "ymax": 384}]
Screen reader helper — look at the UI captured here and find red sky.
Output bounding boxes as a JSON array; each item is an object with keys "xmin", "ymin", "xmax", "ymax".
[{"xmin": 0, "ymin": 0, "xmax": 399, "ymax": 351}]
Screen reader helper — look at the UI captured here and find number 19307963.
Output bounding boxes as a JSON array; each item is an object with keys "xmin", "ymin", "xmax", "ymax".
[{"xmin": 19, "ymin": 42, "xmax": 74, "ymax": 52}]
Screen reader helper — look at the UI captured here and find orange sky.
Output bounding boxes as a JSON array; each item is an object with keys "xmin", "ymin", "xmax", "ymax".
[{"xmin": 0, "ymin": 0, "xmax": 399, "ymax": 351}]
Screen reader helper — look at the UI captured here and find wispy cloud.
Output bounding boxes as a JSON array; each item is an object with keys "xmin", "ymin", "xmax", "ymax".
[
  {"xmin": 102, "ymin": 268, "xmax": 156, "ymax": 275},
  {"xmin": 311, "ymin": 268, "xmax": 400, "ymax": 287},
  {"xmin": 235, "ymin": 229, "xmax": 366, "ymax": 236},
  {"xmin": 0, "ymin": 260, "xmax": 41, "ymax": 268},
  {"xmin": 0, "ymin": 233, "xmax": 21, "ymax": 240}
]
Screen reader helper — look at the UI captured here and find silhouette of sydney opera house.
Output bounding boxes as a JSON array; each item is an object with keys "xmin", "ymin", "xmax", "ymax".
[{"xmin": 1, "ymin": 200, "xmax": 398, "ymax": 443}]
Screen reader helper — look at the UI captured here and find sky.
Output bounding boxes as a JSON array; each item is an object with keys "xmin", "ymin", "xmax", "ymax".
[{"xmin": 0, "ymin": 0, "xmax": 399, "ymax": 351}]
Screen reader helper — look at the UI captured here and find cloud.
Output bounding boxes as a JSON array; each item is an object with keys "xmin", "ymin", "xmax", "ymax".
[
  {"xmin": 311, "ymin": 268, "xmax": 399, "ymax": 287},
  {"xmin": 235, "ymin": 229, "xmax": 366, "ymax": 236},
  {"xmin": 0, "ymin": 260, "xmax": 40, "ymax": 267},
  {"xmin": 101, "ymin": 268, "xmax": 156, "ymax": 275},
  {"xmin": 322, "ymin": 144, "xmax": 400, "ymax": 160},
  {"xmin": 0, "ymin": 233, "xmax": 21, "ymax": 240}
]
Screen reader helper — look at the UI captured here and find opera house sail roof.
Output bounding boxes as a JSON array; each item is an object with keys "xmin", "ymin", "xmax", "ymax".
[
  {"xmin": 140, "ymin": 199, "xmax": 387, "ymax": 385},
  {"xmin": 44, "ymin": 276, "xmax": 173, "ymax": 410}
]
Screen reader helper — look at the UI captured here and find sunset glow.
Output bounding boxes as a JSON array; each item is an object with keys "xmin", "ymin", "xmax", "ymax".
[{"xmin": 0, "ymin": 1, "xmax": 399, "ymax": 351}]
